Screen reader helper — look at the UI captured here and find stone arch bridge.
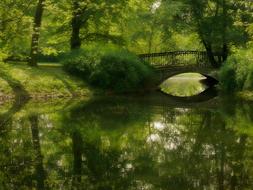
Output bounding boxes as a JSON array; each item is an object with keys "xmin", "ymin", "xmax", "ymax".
[{"xmin": 139, "ymin": 51, "xmax": 222, "ymax": 85}]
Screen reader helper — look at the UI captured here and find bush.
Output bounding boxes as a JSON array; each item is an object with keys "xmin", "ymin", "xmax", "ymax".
[
  {"xmin": 220, "ymin": 48, "xmax": 253, "ymax": 92},
  {"xmin": 220, "ymin": 63, "xmax": 237, "ymax": 92},
  {"xmin": 89, "ymin": 51, "xmax": 153, "ymax": 92},
  {"xmin": 62, "ymin": 48, "xmax": 101, "ymax": 80},
  {"xmin": 62, "ymin": 47, "xmax": 154, "ymax": 93}
]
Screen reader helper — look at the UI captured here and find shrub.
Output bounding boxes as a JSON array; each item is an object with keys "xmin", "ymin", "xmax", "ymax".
[
  {"xmin": 220, "ymin": 63, "xmax": 237, "ymax": 92},
  {"xmin": 62, "ymin": 48, "xmax": 101, "ymax": 80},
  {"xmin": 220, "ymin": 48, "xmax": 253, "ymax": 92},
  {"xmin": 62, "ymin": 46, "xmax": 154, "ymax": 93},
  {"xmin": 89, "ymin": 51, "xmax": 153, "ymax": 92}
]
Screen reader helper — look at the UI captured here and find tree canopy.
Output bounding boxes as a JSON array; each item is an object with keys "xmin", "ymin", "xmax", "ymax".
[{"xmin": 0, "ymin": 0, "xmax": 252, "ymax": 65}]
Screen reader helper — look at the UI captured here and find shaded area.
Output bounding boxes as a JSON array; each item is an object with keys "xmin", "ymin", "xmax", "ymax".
[
  {"xmin": 200, "ymin": 73, "xmax": 219, "ymax": 86},
  {"xmin": 29, "ymin": 115, "xmax": 46, "ymax": 190},
  {"xmin": 0, "ymin": 70, "xmax": 29, "ymax": 98},
  {"xmin": 0, "ymin": 70, "xmax": 30, "ymax": 128},
  {"xmin": 159, "ymin": 86, "xmax": 218, "ymax": 103},
  {"xmin": 153, "ymin": 66, "xmax": 219, "ymax": 87},
  {"xmin": 160, "ymin": 72, "xmax": 218, "ymax": 98}
]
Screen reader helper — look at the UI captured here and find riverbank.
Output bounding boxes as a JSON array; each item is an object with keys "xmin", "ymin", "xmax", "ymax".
[{"xmin": 0, "ymin": 62, "xmax": 91, "ymax": 101}]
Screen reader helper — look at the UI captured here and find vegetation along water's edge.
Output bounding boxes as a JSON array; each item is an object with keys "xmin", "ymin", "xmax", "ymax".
[
  {"xmin": 0, "ymin": 62, "xmax": 91, "ymax": 101},
  {"xmin": 219, "ymin": 47, "xmax": 253, "ymax": 101}
]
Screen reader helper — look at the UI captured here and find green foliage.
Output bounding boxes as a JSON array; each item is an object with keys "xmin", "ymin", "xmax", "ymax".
[
  {"xmin": 89, "ymin": 51, "xmax": 153, "ymax": 92},
  {"xmin": 219, "ymin": 63, "xmax": 237, "ymax": 92},
  {"xmin": 0, "ymin": 0, "xmax": 34, "ymax": 57},
  {"xmin": 63, "ymin": 47, "xmax": 154, "ymax": 92},
  {"xmin": 1, "ymin": 0, "xmax": 253, "ymax": 95},
  {"xmin": 62, "ymin": 48, "xmax": 101, "ymax": 80},
  {"xmin": 220, "ymin": 48, "xmax": 253, "ymax": 92}
]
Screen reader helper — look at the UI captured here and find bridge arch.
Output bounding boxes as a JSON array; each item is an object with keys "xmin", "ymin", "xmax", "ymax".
[
  {"xmin": 159, "ymin": 86, "xmax": 218, "ymax": 103},
  {"xmin": 155, "ymin": 67, "xmax": 219, "ymax": 86},
  {"xmin": 139, "ymin": 50, "xmax": 221, "ymax": 86}
]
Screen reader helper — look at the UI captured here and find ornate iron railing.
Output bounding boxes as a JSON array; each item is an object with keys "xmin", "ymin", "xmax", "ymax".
[{"xmin": 139, "ymin": 51, "xmax": 222, "ymax": 68}]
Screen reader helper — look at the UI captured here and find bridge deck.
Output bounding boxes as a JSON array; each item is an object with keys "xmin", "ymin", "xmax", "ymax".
[
  {"xmin": 139, "ymin": 51, "xmax": 221, "ymax": 84},
  {"xmin": 139, "ymin": 50, "xmax": 222, "ymax": 69}
]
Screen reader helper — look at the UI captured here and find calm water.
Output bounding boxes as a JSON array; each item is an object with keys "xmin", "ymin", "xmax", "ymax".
[{"xmin": 0, "ymin": 93, "xmax": 253, "ymax": 190}]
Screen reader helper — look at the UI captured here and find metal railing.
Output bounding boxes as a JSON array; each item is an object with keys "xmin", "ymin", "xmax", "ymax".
[{"xmin": 139, "ymin": 51, "xmax": 222, "ymax": 68}]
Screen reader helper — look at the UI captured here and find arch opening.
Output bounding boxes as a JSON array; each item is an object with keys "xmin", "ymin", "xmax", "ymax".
[{"xmin": 160, "ymin": 72, "xmax": 218, "ymax": 97}]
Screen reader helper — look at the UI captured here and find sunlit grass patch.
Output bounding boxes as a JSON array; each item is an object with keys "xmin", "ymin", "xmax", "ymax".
[
  {"xmin": 0, "ymin": 62, "xmax": 91, "ymax": 98},
  {"xmin": 0, "ymin": 77, "xmax": 13, "ymax": 96},
  {"xmin": 238, "ymin": 91, "xmax": 253, "ymax": 101},
  {"xmin": 160, "ymin": 73, "xmax": 207, "ymax": 97}
]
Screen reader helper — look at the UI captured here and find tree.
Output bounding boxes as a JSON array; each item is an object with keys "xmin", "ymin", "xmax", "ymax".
[
  {"xmin": 162, "ymin": 0, "xmax": 251, "ymax": 67},
  {"xmin": 69, "ymin": 0, "xmax": 126, "ymax": 50},
  {"xmin": 29, "ymin": 0, "xmax": 46, "ymax": 66},
  {"xmin": 120, "ymin": 0, "xmax": 165, "ymax": 53},
  {"xmin": 0, "ymin": 0, "xmax": 34, "ymax": 60}
]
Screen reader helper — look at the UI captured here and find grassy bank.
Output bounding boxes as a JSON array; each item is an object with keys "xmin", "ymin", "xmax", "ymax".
[{"xmin": 0, "ymin": 62, "xmax": 91, "ymax": 100}]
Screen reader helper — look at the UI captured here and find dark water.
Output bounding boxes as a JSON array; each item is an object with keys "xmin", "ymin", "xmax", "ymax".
[{"xmin": 0, "ymin": 93, "xmax": 253, "ymax": 190}]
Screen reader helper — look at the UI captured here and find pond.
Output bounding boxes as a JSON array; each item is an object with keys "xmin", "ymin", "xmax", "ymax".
[{"xmin": 0, "ymin": 92, "xmax": 253, "ymax": 189}]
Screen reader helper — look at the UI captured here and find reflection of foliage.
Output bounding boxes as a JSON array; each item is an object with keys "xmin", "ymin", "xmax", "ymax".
[{"xmin": 1, "ymin": 97, "xmax": 253, "ymax": 189}]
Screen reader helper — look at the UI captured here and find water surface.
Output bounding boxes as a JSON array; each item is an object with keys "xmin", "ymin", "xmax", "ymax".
[{"xmin": 0, "ymin": 94, "xmax": 253, "ymax": 190}]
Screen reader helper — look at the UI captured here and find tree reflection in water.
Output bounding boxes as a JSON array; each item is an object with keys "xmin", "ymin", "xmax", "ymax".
[{"xmin": 0, "ymin": 96, "xmax": 253, "ymax": 189}]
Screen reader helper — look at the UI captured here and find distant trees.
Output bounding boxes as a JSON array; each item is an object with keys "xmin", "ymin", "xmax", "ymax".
[
  {"xmin": 162, "ymin": 0, "xmax": 252, "ymax": 66},
  {"xmin": 120, "ymin": 0, "xmax": 165, "ymax": 54},
  {"xmin": 186, "ymin": 0, "xmax": 242, "ymax": 67},
  {"xmin": 0, "ymin": 0, "xmax": 34, "ymax": 59}
]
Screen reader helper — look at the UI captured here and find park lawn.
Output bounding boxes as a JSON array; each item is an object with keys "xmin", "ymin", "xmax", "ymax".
[{"xmin": 0, "ymin": 62, "xmax": 91, "ymax": 99}]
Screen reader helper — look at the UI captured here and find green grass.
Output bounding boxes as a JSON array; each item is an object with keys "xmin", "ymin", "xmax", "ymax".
[
  {"xmin": 0, "ymin": 62, "xmax": 91, "ymax": 99},
  {"xmin": 238, "ymin": 91, "xmax": 253, "ymax": 101},
  {"xmin": 160, "ymin": 73, "xmax": 207, "ymax": 97}
]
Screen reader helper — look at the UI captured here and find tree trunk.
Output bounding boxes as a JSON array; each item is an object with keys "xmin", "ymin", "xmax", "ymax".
[
  {"xmin": 30, "ymin": 115, "xmax": 46, "ymax": 190},
  {"xmin": 148, "ymin": 26, "xmax": 154, "ymax": 54},
  {"xmin": 72, "ymin": 130, "xmax": 83, "ymax": 188},
  {"xmin": 202, "ymin": 40, "xmax": 219, "ymax": 68},
  {"xmin": 70, "ymin": 1, "xmax": 82, "ymax": 50},
  {"xmin": 222, "ymin": 0, "xmax": 228, "ymax": 62},
  {"xmin": 29, "ymin": 0, "xmax": 45, "ymax": 67},
  {"xmin": 222, "ymin": 43, "xmax": 228, "ymax": 62}
]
